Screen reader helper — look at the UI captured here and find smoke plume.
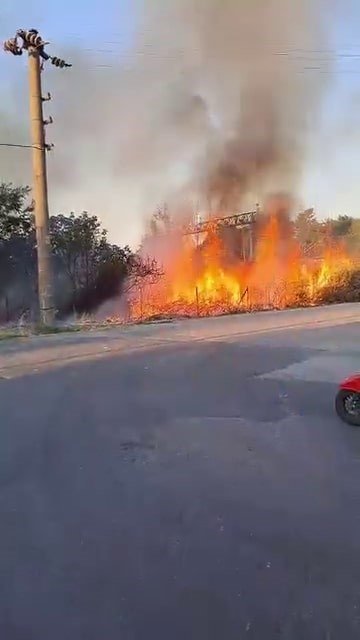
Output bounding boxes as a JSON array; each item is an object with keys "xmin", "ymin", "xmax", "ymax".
[
  {"xmin": 0, "ymin": 1, "xmax": 336, "ymax": 243},
  {"xmin": 132, "ymin": 0, "xmax": 335, "ymax": 215}
]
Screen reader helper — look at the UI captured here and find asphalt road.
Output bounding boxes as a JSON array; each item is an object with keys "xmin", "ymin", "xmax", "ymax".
[{"xmin": 1, "ymin": 303, "xmax": 360, "ymax": 639}]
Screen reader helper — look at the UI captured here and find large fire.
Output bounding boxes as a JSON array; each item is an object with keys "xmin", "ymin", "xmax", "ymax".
[{"xmin": 129, "ymin": 210, "xmax": 355, "ymax": 322}]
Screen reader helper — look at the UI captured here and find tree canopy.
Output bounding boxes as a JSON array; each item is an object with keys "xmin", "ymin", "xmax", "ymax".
[
  {"xmin": 0, "ymin": 183, "xmax": 32, "ymax": 240},
  {"xmin": 0, "ymin": 183, "xmax": 160, "ymax": 321}
]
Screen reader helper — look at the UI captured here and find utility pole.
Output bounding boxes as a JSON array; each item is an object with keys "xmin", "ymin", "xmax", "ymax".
[{"xmin": 3, "ymin": 29, "xmax": 71, "ymax": 325}]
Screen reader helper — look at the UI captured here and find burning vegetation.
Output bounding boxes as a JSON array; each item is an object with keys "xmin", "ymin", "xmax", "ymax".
[
  {"xmin": 103, "ymin": 0, "xmax": 353, "ymax": 324},
  {"xmin": 128, "ymin": 198, "xmax": 358, "ymax": 322}
]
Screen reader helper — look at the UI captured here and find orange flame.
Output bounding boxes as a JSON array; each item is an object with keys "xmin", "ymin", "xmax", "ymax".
[{"xmin": 131, "ymin": 214, "xmax": 355, "ymax": 321}]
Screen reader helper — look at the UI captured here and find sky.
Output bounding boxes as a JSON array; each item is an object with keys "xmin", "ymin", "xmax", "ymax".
[
  {"xmin": 1, "ymin": 0, "xmax": 360, "ymax": 245},
  {"xmin": 0, "ymin": 0, "xmax": 141, "ymax": 243},
  {"xmin": 301, "ymin": 0, "xmax": 360, "ymax": 219}
]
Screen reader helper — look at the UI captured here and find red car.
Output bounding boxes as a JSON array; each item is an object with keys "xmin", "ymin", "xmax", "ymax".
[{"xmin": 336, "ymin": 374, "xmax": 360, "ymax": 426}]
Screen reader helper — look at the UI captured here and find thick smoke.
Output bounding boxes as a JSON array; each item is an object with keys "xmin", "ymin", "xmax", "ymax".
[
  {"xmin": 1, "ymin": 1, "xmax": 336, "ymax": 243},
  {"xmin": 134, "ymin": 0, "xmax": 334, "ymax": 215}
]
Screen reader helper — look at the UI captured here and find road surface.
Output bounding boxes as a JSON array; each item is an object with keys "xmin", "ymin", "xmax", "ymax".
[{"xmin": 1, "ymin": 303, "xmax": 360, "ymax": 639}]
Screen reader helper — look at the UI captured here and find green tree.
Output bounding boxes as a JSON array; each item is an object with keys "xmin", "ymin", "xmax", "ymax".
[
  {"xmin": 0, "ymin": 186, "xmax": 164, "ymax": 319},
  {"xmin": 50, "ymin": 211, "xmax": 138, "ymax": 314},
  {"xmin": 0, "ymin": 183, "xmax": 36, "ymax": 319},
  {"xmin": 50, "ymin": 212, "xmax": 108, "ymax": 292},
  {"xmin": 345, "ymin": 218, "xmax": 360, "ymax": 254},
  {"xmin": 331, "ymin": 215, "xmax": 353, "ymax": 237},
  {"xmin": 293, "ymin": 208, "xmax": 320, "ymax": 250},
  {"xmin": 96, "ymin": 243, "xmax": 134, "ymax": 298},
  {"xmin": 0, "ymin": 182, "xmax": 33, "ymax": 240}
]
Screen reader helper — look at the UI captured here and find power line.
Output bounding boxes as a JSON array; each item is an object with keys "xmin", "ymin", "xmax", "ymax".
[
  {"xmin": 77, "ymin": 64, "xmax": 360, "ymax": 75},
  {"xmin": 61, "ymin": 44, "xmax": 360, "ymax": 72},
  {"xmin": 0, "ymin": 142, "xmax": 45, "ymax": 150},
  {"xmin": 70, "ymin": 45, "xmax": 360, "ymax": 58}
]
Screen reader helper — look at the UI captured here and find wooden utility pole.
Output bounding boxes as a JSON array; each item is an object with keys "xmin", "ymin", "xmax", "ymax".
[{"xmin": 3, "ymin": 29, "xmax": 71, "ymax": 325}]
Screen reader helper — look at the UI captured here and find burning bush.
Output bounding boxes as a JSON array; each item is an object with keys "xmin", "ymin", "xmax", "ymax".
[{"xmin": 128, "ymin": 204, "xmax": 359, "ymax": 322}]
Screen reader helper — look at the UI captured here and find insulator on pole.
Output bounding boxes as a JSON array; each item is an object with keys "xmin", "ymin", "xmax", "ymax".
[
  {"xmin": 17, "ymin": 29, "xmax": 44, "ymax": 48},
  {"xmin": 39, "ymin": 49, "xmax": 50, "ymax": 61},
  {"xmin": 28, "ymin": 32, "xmax": 43, "ymax": 47},
  {"xmin": 3, "ymin": 38, "xmax": 22, "ymax": 56},
  {"xmin": 51, "ymin": 56, "xmax": 71, "ymax": 68}
]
